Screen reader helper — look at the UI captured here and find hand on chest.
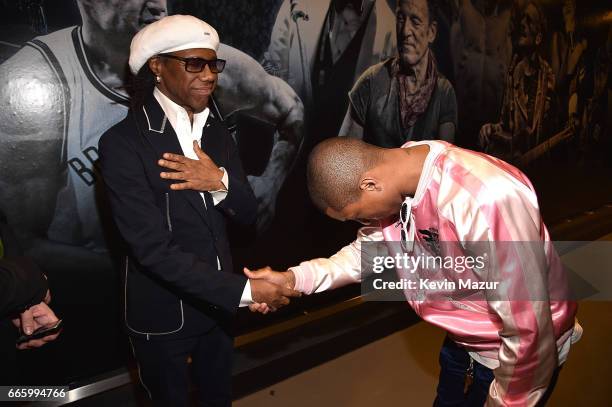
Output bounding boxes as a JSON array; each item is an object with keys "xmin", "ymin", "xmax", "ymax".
[{"xmin": 145, "ymin": 121, "xmax": 227, "ymax": 194}]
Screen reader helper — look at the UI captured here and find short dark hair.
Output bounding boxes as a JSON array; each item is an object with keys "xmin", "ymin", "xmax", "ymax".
[
  {"xmin": 527, "ymin": 0, "xmax": 547, "ymax": 38},
  {"xmin": 397, "ymin": 0, "xmax": 439, "ymax": 24},
  {"xmin": 426, "ymin": 0, "xmax": 439, "ymax": 24},
  {"xmin": 307, "ymin": 138, "xmax": 383, "ymax": 212}
]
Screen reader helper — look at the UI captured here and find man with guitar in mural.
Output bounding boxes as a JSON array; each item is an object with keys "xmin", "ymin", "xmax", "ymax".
[{"xmin": 479, "ymin": 1, "xmax": 568, "ymax": 166}]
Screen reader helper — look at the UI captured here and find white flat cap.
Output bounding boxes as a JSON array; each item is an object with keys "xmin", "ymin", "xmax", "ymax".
[{"xmin": 129, "ymin": 15, "xmax": 220, "ymax": 74}]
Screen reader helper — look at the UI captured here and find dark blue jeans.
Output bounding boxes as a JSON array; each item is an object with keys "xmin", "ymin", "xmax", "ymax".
[{"xmin": 433, "ymin": 337, "xmax": 562, "ymax": 407}]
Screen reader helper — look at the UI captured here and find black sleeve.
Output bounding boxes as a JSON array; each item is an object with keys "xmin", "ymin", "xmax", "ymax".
[
  {"xmin": 0, "ymin": 210, "xmax": 23, "ymax": 258},
  {"xmin": 0, "ymin": 257, "xmax": 47, "ymax": 319},
  {"xmin": 98, "ymin": 127, "xmax": 247, "ymax": 315},
  {"xmin": 438, "ymin": 79, "xmax": 458, "ymax": 128},
  {"xmin": 347, "ymin": 66, "xmax": 374, "ymax": 127},
  {"xmin": 216, "ymin": 126, "xmax": 257, "ymax": 226}
]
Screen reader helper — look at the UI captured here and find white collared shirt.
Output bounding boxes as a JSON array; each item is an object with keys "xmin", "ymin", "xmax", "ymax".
[
  {"xmin": 154, "ymin": 87, "xmax": 229, "ymax": 205},
  {"xmin": 153, "ymin": 87, "xmax": 252, "ymax": 306}
]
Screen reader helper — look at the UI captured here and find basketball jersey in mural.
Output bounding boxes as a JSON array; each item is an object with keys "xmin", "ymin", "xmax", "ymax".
[{"xmin": 26, "ymin": 27, "xmax": 129, "ymax": 253}]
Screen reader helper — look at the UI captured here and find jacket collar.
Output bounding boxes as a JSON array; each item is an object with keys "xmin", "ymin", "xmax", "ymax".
[{"xmin": 136, "ymin": 93, "xmax": 213, "ymax": 227}]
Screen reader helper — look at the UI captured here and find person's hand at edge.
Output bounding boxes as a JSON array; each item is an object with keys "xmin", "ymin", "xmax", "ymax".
[{"xmin": 12, "ymin": 301, "xmax": 61, "ymax": 350}]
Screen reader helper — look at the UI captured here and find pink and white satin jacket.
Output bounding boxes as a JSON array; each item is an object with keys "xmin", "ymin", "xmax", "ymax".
[{"xmin": 290, "ymin": 140, "xmax": 580, "ymax": 406}]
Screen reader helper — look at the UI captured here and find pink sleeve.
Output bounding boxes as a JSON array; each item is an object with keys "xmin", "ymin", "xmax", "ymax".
[{"xmin": 289, "ymin": 227, "xmax": 384, "ymax": 295}]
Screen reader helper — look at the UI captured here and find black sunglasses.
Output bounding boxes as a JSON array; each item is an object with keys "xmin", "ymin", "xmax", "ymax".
[
  {"xmin": 157, "ymin": 54, "xmax": 226, "ymax": 73},
  {"xmin": 400, "ymin": 202, "xmax": 409, "ymax": 224},
  {"xmin": 400, "ymin": 201, "xmax": 410, "ymax": 247}
]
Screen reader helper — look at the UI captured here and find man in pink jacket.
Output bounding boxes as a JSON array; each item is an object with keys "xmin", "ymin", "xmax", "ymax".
[{"xmin": 247, "ymin": 137, "xmax": 581, "ymax": 406}]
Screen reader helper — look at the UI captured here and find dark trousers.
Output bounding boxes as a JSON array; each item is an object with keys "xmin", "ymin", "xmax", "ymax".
[
  {"xmin": 130, "ymin": 326, "xmax": 233, "ymax": 407},
  {"xmin": 434, "ymin": 337, "xmax": 562, "ymax": 407}
]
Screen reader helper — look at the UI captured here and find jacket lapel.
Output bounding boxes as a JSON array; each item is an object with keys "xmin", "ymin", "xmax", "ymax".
[{"xmin": 137, "ymin": 94, "xmax": 211, "ymax": 227}]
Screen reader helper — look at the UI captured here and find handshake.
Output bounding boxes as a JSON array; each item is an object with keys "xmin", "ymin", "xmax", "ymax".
[{"xmin": 245, "ymin": 267, "xmax": 300, "ymax": 314}]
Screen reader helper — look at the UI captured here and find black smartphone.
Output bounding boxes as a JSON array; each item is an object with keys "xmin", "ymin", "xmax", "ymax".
[{"xmin": 16, "ymin": 319, "xmax": 63, "ymax": 345}]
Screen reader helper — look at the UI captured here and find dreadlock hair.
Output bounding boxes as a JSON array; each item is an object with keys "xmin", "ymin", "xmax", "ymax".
[{"xmin": 126, "ymin": 63, "xmax": 156, "ymax": 109}]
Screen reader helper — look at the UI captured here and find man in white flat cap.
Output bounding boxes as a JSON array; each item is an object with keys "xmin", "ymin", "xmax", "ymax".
[
  {"xmin": 0, "ymin": 0, "xmax": 303, "ymax": 285},
  {"xmin": 98, "ymin": 15, "xmax": 301, "ymax": 406}
]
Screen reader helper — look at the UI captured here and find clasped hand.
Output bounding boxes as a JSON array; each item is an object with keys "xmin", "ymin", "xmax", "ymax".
[
  {"xmin": 245, "ymin": 267, "xmax": 299, "ymax": 314},
  {"xmin": 158, "ymin": 140, "xmax": 225, "ymax": 191}
]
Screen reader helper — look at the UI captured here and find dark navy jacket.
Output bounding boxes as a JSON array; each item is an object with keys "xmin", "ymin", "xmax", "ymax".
[{"xmin": 98, "ymin": 94, "xmax": 256, "ymax": 340}]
